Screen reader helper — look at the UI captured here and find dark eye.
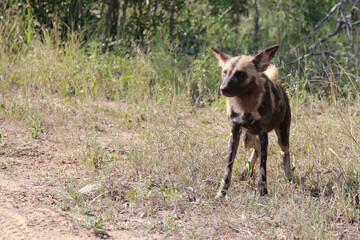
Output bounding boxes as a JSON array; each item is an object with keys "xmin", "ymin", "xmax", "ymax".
[
  {"xmin": 235, "ymin": 71, "xmax": 247, "ymax": 80},
  {"xmin": 222, "ymin": 70, "xmax": 228, "ymax": 76}
]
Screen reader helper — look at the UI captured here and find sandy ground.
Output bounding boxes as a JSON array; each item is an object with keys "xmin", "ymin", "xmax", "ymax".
[{"xmin": 0, "ymin": 119, "xmax": 145, "ymax": 240}]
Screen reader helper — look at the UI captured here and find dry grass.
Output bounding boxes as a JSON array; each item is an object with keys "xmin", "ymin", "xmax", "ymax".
[{"xmin": 1, "ymin": 37, "xmax": 360, "ymax": 239}]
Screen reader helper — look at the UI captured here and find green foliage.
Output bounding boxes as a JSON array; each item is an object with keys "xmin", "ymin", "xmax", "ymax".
[
  {"xmin": 27, "ymin": 0, "xmax": 100, "ymax": 40},
  {"xmin": 208, "ymin": 0, "xmax": 249, "ymax": 38},
  {"xmin": 83, "ymin": 145, "xmax": 115, "ymax": 171},
  {"xmin": 0, "ymin": 0, "xmax": 359, "ymax": 100},
  {"xmin": 26, "ymin": 114, "xmax": 44, "ymax": 139}
]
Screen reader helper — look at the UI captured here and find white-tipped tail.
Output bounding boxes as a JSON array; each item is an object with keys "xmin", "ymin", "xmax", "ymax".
[{"xmin": 264, "ymin": 64, "xmax": 279, "ymax": 82}]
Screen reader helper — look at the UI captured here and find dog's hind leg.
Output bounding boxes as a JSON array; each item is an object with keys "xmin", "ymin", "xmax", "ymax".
[
  {"xmin": 275, "ymin": 124, "xmax": 292, "ymax": 182},
  {"xmin": 258, "ymin": 132, "xmax": 269, "ymax": 196},
  {"xmin": 240, "ymin": 132, "xmax": 260, "ymax": 180}
]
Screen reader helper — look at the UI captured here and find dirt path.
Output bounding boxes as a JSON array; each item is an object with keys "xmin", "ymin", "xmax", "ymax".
[
  {"xmin": 0, "ymin": 204, "xmax": 90, "ymax": 240},
  {"xmin": 0, "ymin": 119, "xmax": 144, "ymax": 240},
  {"xmin": 0, "ymin": 170, "xmax": 94, "ymax": 240}
]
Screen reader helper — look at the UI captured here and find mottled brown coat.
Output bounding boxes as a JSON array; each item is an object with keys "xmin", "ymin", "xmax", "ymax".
[{"xmin": 211, "ymin": 45, "xmax": 292, "ymax": 197}]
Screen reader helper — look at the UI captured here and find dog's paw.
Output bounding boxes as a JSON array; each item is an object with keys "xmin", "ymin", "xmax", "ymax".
[
  {"xmin": 215, "ymin": 190, "xmax": 228, "ymax": 200},
  {"xmin": 215, "ymin": 192, "xmax": 224, "ymax": 199},
  {"xmin": 258, "ymin": 184, "xmax": 268, "ymax": 196}
]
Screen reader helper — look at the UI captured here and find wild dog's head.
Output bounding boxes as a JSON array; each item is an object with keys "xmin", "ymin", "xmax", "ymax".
[{"xmin": 211, "ymin": 45, "xmax": 279, "ymax": 97}]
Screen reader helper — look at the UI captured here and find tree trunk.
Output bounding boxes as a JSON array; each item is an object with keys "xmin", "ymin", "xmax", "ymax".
[
  {"xmin": 109, "ymin": 0, "xmax": 120, "ymax": 38},
  {"xmin": 169, "ymin": 1, "xmax": 175, "ymax": 38},
  {"xmin": 102, "ymin": 0, "xmax": 120, "ymax": 52},
  {"xmin": 152, "ymin": 0, "xmax": 159, "ymax": 33},
  {"xmin": 118, "ymin": 0, "xmax": 128, "ymax": 37},
  {"xmin": 253, "ymin": 0, "xmax": 259, "ymax": 51}
]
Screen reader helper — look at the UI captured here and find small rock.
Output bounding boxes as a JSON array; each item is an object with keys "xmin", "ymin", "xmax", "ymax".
[
  {"xmin": 94, "ymin": 228, "xmax": 111, "ymax": 239},
  {"xmin": 78, "ymin": 183, "xmax": 101, "ymax": 200},
  {"xmin": 0, "ymin": 162, "xmax": 6, "ymax": 169},
  {"xmin": 84, "ymin": 209, "xmax": 96, "ymax": 216}
]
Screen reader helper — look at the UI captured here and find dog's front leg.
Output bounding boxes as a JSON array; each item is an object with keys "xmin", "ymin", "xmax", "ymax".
[
  {"xmin": 215, "ymin": 123, "xmax": 242, "ymax": 199},
  {"xmin": 258, "ymin": 131, "xmax": 269, "ymax": 196}
]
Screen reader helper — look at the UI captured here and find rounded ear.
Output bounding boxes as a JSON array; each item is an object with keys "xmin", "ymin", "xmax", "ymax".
[
  {"xmin": 211, "ymin": 47, "xmax": 231, "ymax": 67},
  {"xmin": 252, "ymin": 45, "xmax": 279, "ymax": 72}
]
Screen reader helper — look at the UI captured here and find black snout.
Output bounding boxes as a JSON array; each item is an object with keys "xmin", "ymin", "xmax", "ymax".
[
  {"xmin": 220, "ymin": 85, "xmax": 232, "ymax": 97},
  {"xmin": 220, "ymin": 86, "xmax": 228, "ymax": 94}
]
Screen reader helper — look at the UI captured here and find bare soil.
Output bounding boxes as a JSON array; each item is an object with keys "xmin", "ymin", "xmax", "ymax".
[{"xmin": 0, "ymin": 119, "xmax": 146, "ymax": 240}]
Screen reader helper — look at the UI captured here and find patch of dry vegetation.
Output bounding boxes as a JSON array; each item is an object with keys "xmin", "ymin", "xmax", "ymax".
[{"xmin": 1, "ymin": 35, "xmax": 360, "ymax": 239}]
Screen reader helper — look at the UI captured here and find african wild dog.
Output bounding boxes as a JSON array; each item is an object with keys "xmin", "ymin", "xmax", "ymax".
[{"xmin": 211, "ymin": 45, "xmax": 292, "ymax": 198}]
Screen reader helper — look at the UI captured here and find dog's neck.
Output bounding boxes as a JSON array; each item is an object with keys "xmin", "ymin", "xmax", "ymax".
[{"xmin": 226, "ymin": 76, "xmax": 265, "ymax": 114}]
